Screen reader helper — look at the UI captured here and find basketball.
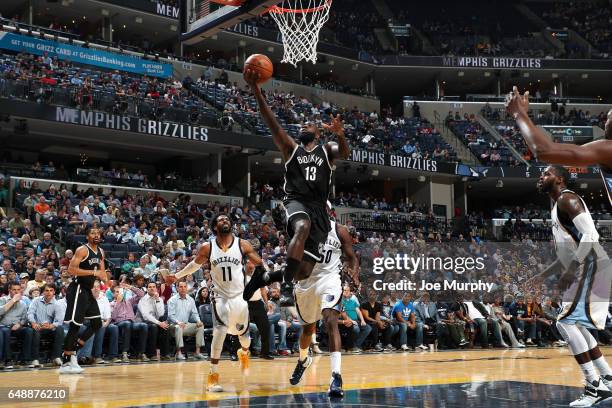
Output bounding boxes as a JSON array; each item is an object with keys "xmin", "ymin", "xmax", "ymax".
[{"xmin": 244, "ymin": 54, "xmax": 273, "ymax": 84}]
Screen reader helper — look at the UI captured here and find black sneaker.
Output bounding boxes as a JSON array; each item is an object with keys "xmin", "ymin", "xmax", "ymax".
[
  {"xmin": 289, "ymin": 356, "xmax": 312, "ymax": 385},
  {"xmin": 260, "ymin": 354, "xmax": 275, "ymax": 360},
  {"xmin": 243, "ymin": 267, "xmax": 267, "ymax": 301},
  {"xmin": 230, "ymin": 354, "xmax": 238, "ymax": 361},
  {"xmin": 279, "ymin": 282, "xmax": 295, "ymax": 307},
  {"xmin": 328, "ymin": 372, "xmax": 344, "ymax": 398}
]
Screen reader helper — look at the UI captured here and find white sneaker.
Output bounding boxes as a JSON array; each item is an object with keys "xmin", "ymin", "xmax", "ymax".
[
  {"xmin": 30, "ymin": 360, "xmax": 41, "ymax": 368},
  {"xmin": 401, "ymin": 344, "xmax": 410, "ymax": 351},
  {"xmin": 569, "ymin": 380, "xmax": 611, "ymax": 407},
  {"xmin": 176, "ymin": 352, "xmax": 186, "ymax": 360},
  {"xmin": 514, "ymin": 343, "xmax": 526, "ymax": 348},
  {"xmin": 525, "ymin": 338, "xmax": 534, "ymax": 346},
  {"xmin": 417, "ymin": 345, "xmax": 429, "ymax": 351},
  {"xmin": 58, "ymin": 356, "xmax": 84, "ymax": 374},
  {"xmin": 312, "ymin": 345, "xmax": 323, "ymax": 354},
  {"xmin": 500, "ymin": 342, "xmax": 510, "ymax": 348},
  {"xmin": 193, "ymin": 353, "xmax": 206, "ymax": 360},
  {"xmin": 53, "ymin": 358, "xmax": 63, "ymax": 366}
]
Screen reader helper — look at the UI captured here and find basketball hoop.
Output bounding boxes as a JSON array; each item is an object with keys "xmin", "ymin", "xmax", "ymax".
[{"xmin": 267, "ymin": 0, "xmax": 332, "ymax": 66}]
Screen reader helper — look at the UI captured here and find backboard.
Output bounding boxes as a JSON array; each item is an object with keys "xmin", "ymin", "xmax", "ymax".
[{"xmin": 180, "ymin": 0, "xmax": 280, "ymax": 46}]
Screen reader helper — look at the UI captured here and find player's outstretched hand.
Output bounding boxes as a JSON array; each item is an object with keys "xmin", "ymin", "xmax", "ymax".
[
  {"xmin": 323, "ymin": 114, "xmax": 344, "ymax": 136},
  {"xmin": 505, "ymin": 85, "xmax": 529, "ymax": 119},
  {"xmin": 243, "ymin": 68, "xmax": 260, "ymax": 89},
  {"xmin": 164, "ymin": 274, "xmax": 177, "ymax": 285}
]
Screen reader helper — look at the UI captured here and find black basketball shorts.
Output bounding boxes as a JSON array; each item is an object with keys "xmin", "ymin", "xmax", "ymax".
[
  {"xmin": 283, "ymin": 199, "xmax": 331, "ymax": 263},
  {"xmin": 64, "ymin": 281, "xmax": 101, "ymax": 326}
]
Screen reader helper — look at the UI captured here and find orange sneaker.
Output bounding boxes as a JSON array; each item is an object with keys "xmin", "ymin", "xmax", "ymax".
[
  {"xmin": 207, "ymin": 373, "xmax": 223, "ymax": 392},
  {"xmin": 237, "ymin": 349, "xmax": 250, "ymax": 372}
]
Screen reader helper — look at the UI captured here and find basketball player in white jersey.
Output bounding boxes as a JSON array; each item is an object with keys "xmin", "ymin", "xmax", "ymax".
[
  {"xmin": 168, "ymin": 214, "xmax": 266, "ymax": 392},
  {"xmin": 289, "ymin": 208, "xmax": 359, "ymax": 398},
  {"xmin": 535, "ymin": 165, "xmax": 612, "ymax": 407}
]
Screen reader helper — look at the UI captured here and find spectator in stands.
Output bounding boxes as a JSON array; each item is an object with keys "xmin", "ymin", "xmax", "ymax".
[
  {"xmin": 339, "ymin": 286, "xmax": 371, "ymax": 353},
  {"xmin": 137, "ymin": 282, "xmax": 171, "ymax": 361},
  {"xmin": 0, "ymin": 281, "xmax": 34, "ymax": 368},
  {"xmin": 510, "ymin": 294, "xmax": 538, "ymax": 346},
  {"xmin": 34, "ymin": 196, "xmax": 51, "ymax": 226},
  {"xmin": 267, "ymin": 286, "xmax": 283, "ymax": 356},
  {"xmin": 360, "ymin": 290, "xmax": 385, "ymax": 351},
  {"xmin": 25, "ymin": 269, "xmax": 46, "ymax": 296},
  {"xmin": 133, "ymin": 223, "xmax": 151, "ymax": 247},
  {"xmin": 414, "ymin": 292, "xmax": 439, "ymax": 351},
  {"xmin": 393, "ymin": 293, "xmax": 416, "ymax": 351},
  {"xmin": 59, "ymin": 250, "xmax": 73, "ymax": 268},
  {"xmin": 121, "ymin": 253, "xmax": 139, "ymax": 275},
  {"xmin": 279, "ymin": 302, "xmax": 301, "ymax": 354},
  {"xmin": 380, "ymin": 294, "xmax": 399, "ymax": 350},
  {"xmin": 489, "ymin": 294, "xmax": 524, "ymax": 348},
  {"xmin": 110, "ymin": 281, "xmax": 147, "ymax": 362},
  {"xmin": 167, "ymin": 281, "xmax": 205, "ymax": 360},
  {"xmin": 28, "ymin": 283, "xmax": 65, "ymax": 367}
]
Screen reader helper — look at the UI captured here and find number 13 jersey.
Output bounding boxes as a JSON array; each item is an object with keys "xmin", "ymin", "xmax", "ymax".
[
  {"xmin": 284, "ymin": 144, "xmax": 333, "ymax": 205},
  {"xmin": 209, "ymin": 236, "xmax": 245, "ymax": 299}
]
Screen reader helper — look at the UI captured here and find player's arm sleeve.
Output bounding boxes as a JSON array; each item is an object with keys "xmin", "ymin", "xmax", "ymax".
[
  {"xmin": 175, "ymin": 260, "xmax": 203, "ymax": 279},
  {"xmin": 572, "ymin": 212, "xmax": 601, "ymax": 263}
]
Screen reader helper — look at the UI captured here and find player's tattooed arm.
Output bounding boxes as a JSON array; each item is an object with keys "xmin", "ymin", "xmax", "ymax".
[
  {"xmin": 337, "ymin": 224, "xmax": 359, "ymax": 286},
  {"xmin": 507, "ymin": 86, "xmax": 612, "ymax": 167},
  {"xmin": 324, "ymin": 114, "xmax": 350, "ymax": 162},
  {"xmin": 244, "ymin": 69, "xmax": 296, "ymax": 161}
]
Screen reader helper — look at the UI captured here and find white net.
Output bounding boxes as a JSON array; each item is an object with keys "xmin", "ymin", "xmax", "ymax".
[{"xmin": 268, "ymin": 0, "xmax": 332, "ymax": 66}]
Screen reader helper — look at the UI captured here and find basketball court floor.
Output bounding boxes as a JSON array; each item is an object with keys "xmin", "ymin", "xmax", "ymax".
[{"xmin": 3, "ymin": 347, "xmax": 611, "ymax": 407}]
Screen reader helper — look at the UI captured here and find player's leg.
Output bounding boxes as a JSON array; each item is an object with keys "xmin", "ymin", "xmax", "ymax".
[
  {"xmin": 322, "ymin": 307, "xmax": 344, "ymax": 398},
  {"xmin": 234, "ymin": 298, "xmax": 251, "ymax": 372},
  {"xmin": 208, "ymin": 297, "xmax": 229, "ymax": 392},
  {"xmin": 290, "ymin": 281, "xmax": 320, "ymax": 385},
  {"xmin": 578, "ymin": 325, "xmax": 612, "ymax": 389},
  {"xmin": 289, "ymin": 322, "xmax": 316, "ymax": 385},
  {"xmin": 243, "ymin": 214, "xmax": 310, "ymax": 301},
  {"xmin": 60, "ymin": 284, "xmax": 94, "ymax": 374},
  {"xmin": 557, "ymin": 321, "xmax": 612, "ymax": 406},
  {"xmin": 208, "ymin": 325, "xmax": 228, "ymax": 392}
]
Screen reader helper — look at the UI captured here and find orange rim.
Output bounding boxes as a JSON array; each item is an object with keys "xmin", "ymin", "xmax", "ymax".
[{"xmin": 266, "ymin": 0, "xmax": 332, "ymax": 14}]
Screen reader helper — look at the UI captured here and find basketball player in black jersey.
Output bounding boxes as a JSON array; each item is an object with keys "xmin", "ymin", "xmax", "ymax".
[
  {"xmin": 506, "ymin": 87, "xmax": 612, "ymax": 205},
  {"xmin": 59, "ymin": 226, "xmax": 108, "ymax": 374},
  {"xmin": 242, "ymin": 68, "xmax": 350, "ymax": 305}
]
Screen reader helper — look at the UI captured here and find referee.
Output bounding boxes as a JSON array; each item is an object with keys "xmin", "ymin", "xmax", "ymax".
[{"xmin": 246, "ymin": 262, "xmax": 273, "ymax": 360}]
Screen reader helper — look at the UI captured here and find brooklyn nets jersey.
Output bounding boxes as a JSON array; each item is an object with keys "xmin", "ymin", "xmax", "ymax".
[
  {"xmin": 601, "ymin": 166, "xmax": 612, "ymax": 206},
  {"xmin": 284, "ymin": 144, "xmax": 332, "ymax": 205},
  {"xmin": 209, "ymin": 236, "xmax": 245, "ymax": 299},
  {"xmin": 310, "ymin": 221, "xmax": 342, "ymax": 280},
  {"xmin": 76, "ymin": 244, "xmax": 103, "ymax": 289}
]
